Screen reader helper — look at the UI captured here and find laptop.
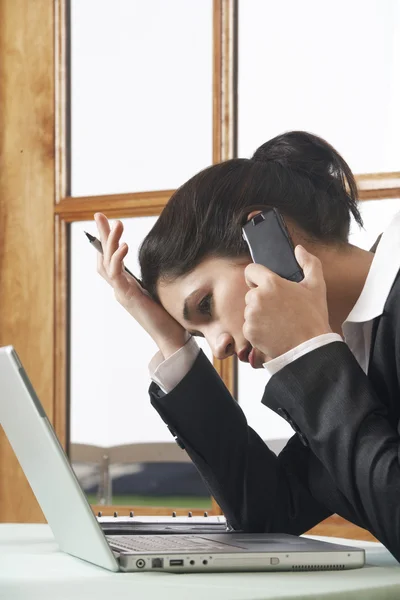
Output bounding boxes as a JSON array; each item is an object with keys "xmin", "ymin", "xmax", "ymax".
[{"xmin": 0, "ymin": 345, "xmax": 365, "ymax": 573}]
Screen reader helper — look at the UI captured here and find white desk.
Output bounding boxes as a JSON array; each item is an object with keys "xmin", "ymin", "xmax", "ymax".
[{"xmin": 1, "ymin": 524, "xmax": 400, "ymax": 600}]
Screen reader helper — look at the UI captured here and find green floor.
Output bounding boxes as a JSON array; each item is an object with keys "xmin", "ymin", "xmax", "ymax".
[{"xmin": 87, "ymin": 494, "xmax": 212, "ymax": 509}]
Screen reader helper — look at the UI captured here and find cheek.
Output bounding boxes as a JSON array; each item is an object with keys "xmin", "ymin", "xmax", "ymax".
[
  {"xmin": 234, "ymin": 273, "xmax": 249, "ymax": 301},
  {"xmin": 222, "ymin": 278, "xmax": 247, "ymax": 317}
]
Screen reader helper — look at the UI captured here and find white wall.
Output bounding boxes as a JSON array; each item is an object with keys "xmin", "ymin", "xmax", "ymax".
[{"xmin": 238, "ymin": 0, "xmax": 400, "ymax": 173}]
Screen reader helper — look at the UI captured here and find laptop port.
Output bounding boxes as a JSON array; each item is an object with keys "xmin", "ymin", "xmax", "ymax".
[
  {"xmin": 152, "ymin": 558, "xmax": 164, "ymax": 569},
  {"xmin": 169, "ymin": 559, "xmax": 184, "ymax": 567},
  {"xmin": 136, "ymin": 559, "xmax": 146, "ymax": 569}
]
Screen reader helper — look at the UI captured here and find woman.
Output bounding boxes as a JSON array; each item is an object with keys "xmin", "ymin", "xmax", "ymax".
[{"xmin": 94, "ymin": 131, "xmax": 400, "ymax": 561}]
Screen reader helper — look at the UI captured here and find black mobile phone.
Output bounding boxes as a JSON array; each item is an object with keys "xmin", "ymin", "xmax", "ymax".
[{"xmin": 242, "ymin": 209, "xmax": 304, "ymax": 282}]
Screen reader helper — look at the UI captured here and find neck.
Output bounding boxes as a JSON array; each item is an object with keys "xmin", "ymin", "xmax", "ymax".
[{"xmin": 305, "ymin": 241, "xmax": 375, "ymax": 335}]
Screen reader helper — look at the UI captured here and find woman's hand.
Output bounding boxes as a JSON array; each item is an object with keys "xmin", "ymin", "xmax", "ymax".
[
  {"xmin": 94, "ymin": 213, "xmax": 189, "ymax": 357},
  {"xmin": 243, "ymin": 245, "xmax": 332, "ymax": 361}
]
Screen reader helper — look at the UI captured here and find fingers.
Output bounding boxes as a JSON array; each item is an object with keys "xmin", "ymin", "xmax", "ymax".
[
  {"xmin": 94, "ymin": 212, "xmax": 110, "ymax": 248},
  {"xmin": 294, "ymin": 245, "xmax": 324, "ymax": 289},
  {"xmin": 105, "ymin": 220, "xmax": 124, "ymax": 268},
  {"xmin": 94, "ymin": 213, "xmax": 123, "ymax": 258},
  {"xmin": 109, "ymin": 242, "xmax": 129, "ymax": 280},
  {"xmin": 94, "ymin": 213, "xmax": 126, "ymax": 282},
  {"xmin": 244, "ymin": 262, "xmax": 277, "ymax": 289}
]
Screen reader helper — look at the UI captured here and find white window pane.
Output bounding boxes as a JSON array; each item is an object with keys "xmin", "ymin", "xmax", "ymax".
[
  {"xmin": 239, "ymin": 0, "xmax": 400, "ymax": 174},
  {"xmin": 70, "ymin": 0, "xmax": 213, "ymax": 196},
  {"xmin": 70, "ymin": 217, "xmax": 213, "ymax": 448},
  {"xmin": 350, "ymin": 199, "xmax": 400, "ymax": 249}
]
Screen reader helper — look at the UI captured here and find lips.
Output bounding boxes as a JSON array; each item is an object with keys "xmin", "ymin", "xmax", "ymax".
[
  {"xmin": 248, "ymin": 348, "xmax": 256, "ymax": 368},
  {"xmin": 237, "ymin": 345, "xmax": 252, "ymax": 363}
]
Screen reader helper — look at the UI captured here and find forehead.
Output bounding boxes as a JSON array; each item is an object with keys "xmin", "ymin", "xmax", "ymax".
[{"xmin": 157, "ymin": 256, "xmax": 247, "ymax": 301}]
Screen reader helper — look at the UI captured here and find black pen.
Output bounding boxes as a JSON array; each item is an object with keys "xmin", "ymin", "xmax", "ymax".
[{"xmin": 84, "ymin": 231, "xmax": 144, "ymax": 288}]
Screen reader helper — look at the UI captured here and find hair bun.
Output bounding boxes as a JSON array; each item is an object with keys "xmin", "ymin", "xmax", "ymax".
[{"xmin": 252, "ymin": 131, "xmax": 357, "ymax": 197}]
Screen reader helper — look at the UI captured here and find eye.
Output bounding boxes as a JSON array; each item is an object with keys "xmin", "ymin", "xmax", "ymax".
[{"xmin": 197, "ymin": 293, "xmax": 212, "ymax": 316}]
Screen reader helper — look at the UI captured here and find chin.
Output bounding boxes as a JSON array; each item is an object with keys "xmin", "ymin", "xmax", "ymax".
[{"xmin": 251, "ymin": 349, "xmax": 266, "ymax": 369}]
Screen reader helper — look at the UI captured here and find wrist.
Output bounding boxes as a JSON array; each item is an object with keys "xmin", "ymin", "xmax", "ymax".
[
  {"xmin": 155, "ymin": 330, "xmax": 191, "ymax": 360},
  {"xmin": 270, "ymin": 329, "xmax": 335, "ymax": 360}
]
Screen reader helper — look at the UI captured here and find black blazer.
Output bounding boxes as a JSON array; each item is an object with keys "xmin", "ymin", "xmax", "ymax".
[{"xmin": 149, "ymin": 269, "xmax": 400, "ymax": 562}]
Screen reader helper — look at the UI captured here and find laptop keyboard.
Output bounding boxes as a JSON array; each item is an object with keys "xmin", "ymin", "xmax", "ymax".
[{"xmin": 107, "ymin": 534, "xmax": 238, "ymax": 553}]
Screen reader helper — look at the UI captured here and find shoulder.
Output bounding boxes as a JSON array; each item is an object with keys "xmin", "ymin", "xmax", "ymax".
[
  {"xmin": 377, "ymin": 268, "xmax": 400, "ymax": 348},
  {"xmin": 385, "ymin": 268, "xmax": 400, "ymax": 312}
]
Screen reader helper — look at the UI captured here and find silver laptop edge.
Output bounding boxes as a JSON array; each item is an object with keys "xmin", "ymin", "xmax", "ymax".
[
  {"xmin": 0, "ymin": 346, "xmax": 365, "ymax": 572},
  {"xmin": 0, "ymin": 346, "xmax": 118, "ymax": 571}
]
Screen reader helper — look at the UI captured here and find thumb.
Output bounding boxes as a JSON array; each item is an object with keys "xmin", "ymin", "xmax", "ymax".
[{"xmin": 294, "ymin": 245, "xmax": 324, "ymax": 289}]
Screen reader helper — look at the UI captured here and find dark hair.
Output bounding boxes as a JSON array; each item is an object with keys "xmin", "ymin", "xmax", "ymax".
[{"xmin": 139, "ymin": 131, "xmax": 363, "ymax": 302}]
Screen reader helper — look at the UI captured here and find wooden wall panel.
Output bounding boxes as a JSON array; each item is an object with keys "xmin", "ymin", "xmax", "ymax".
[{"xmin": 0, "ymin": 0, "xmax": 55, "ymax": 522}]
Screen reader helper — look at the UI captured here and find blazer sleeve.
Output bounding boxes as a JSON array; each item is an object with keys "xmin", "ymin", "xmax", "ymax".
[
  {"xmin": 263, "ymin": 340, "xmax": 400, "ymax": 560},
  {"xmin": 149, "ymin": 349, "xmax": 331, "ymax": 534}
]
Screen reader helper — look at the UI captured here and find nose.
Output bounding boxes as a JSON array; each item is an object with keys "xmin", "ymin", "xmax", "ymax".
[{"xmin": 211, "ymin": 332, "xmax": 235, "ymax": 360}]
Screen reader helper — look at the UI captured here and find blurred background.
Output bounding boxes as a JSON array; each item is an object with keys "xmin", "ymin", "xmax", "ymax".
[{"xmin": 1, "ymin": 0, "xmax": 399, "ymax": 524}]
